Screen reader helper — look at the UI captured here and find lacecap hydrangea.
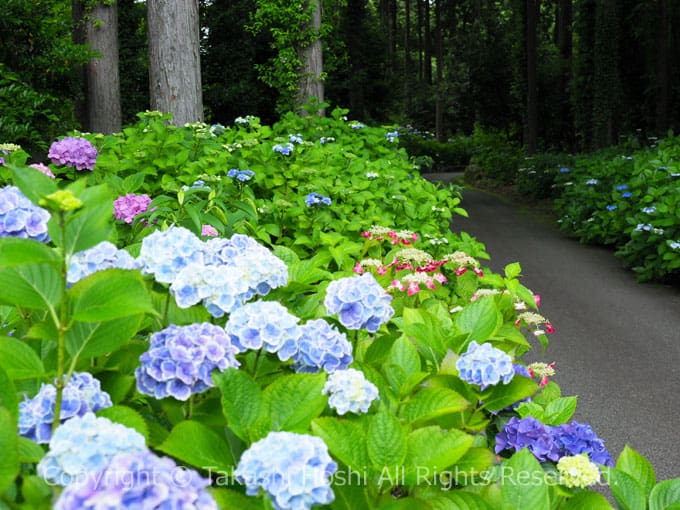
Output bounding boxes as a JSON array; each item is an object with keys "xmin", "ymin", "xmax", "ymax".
[
  {"xmin": 18, "ymin": 372, "xmax": 112, "ymax": 444},
  {"xmin": 293, "ymin": 319, "xmax": 353, "ymax": 373},
  {"xmin": 225, "ymin": 300, "xmax": 301, "ymax": 361},
  {"xmin": 67, "ymin": 241, "xmax": 140, "ymax": 286},
  {"xmin": 456, "ymin": 341, "xmax": 515, "ymax": 390},
  {"xmin": 322, "ymin": 368, "xmax": 379, "ymax": 414},
  {"xmin": 0, "ymin": 185, "xmax": 51, "ymax": 242},
  {"xmin": 48, "ymin": 136, "xmax": 98, "ymax": 171},
  {"xmin": 55, "ymin": 451, "xmax": 217, "ymax": 510},
  {"xmin": 37, "ymin": 413, "xmax": 147, "ymax": 486},
  {"xmin": 135, "ymin": 322, "xmax": 240, "ymax": 401},
  {"xmin": 235, "ymin": 431, "xmax": 336, "ymax": 510},
  {"xmin": 324, "ymin": 273, "xmax": 394, "ymax": 333}
]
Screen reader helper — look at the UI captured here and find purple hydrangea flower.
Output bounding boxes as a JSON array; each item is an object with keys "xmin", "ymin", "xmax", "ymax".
[
  {"xmin": 67, "ymin": 241, "xmax": 140, "ymax": 286},
  {"xmin": 322, "ymin": 368, "xmax": 379, "ymax": 415},
  {"xmin": 0, "ymin": 185, "xmax": 51, "ymax": 242},
  {"xmin": 55, "ymin": 451, "xmax": 217, "ymax": 509},
  {"xmin": 135, "ymin": 322, "xmax": 240, "ymax": 401},
  {"xmin": 37, "ymin": 413, "xmax": 147, "ymax": 486},
  {"xmin": 113, "ymin": 193, "xmax": 152, "ymax": 224},
  {"xmin": 324, "ymin": 273, "xmax": 394, "ymax": 333},
  {"xmin": 18, "ymin": 372, "xmax": 112, "ymax": 444},
  {"xmin": 227, "ymin": 169, "xmax": 255, "ymax": 182},
  {"xmin": 235, "ymin": 431, "xmax": 336, "ymax": 510},
  {"xmin": 138, "ymin": 226, "xmax": 205, "ymax": 284},
  {"xmin": 201, "ymin": 224, "xmax": 218, "ymax": 237},
  {"xmin": 555, "ymin": 421, "xmax": 613, "ymax": 466},
  {"xmin": 456, "ymin": 341, "xmax": 515, "ymax": 390},
  {"xmin": 305, "ymin": 192, "xmax": 332, "ymax": 207},
  {"xmin": 495, "ymin": 416, "xmax": 561, "ymax": 463},
  {"xmin": 225, "ymin": 300, "xmax": 301, "ymax": 361},
  {"xmin": 48, "ymin": 137, "xmax": 97, "ymax": 171},
  {"xmin": 293, "ymin": 319, "xmax": 353, "ymax": 373},
  {"xmin": 273, "ymin": 143, "xmax": 294, "ymax": 156}
]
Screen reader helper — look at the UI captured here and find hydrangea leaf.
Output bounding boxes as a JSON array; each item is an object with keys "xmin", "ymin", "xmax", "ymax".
[
  {"xmin": 559, "ymin": 492, "xmax": 614, "ymax": 509},
  {"xmin": 377, "ymin": 499, "xmax": 432, "ymax": 510},
  {"xmin": 209, "ymin": 489, "xmax": 262, "ymax": 510},
  {"xmin": 367, "ymin": 409, "xmax": 407, "ymax": 469},
  {"xmin": 428, "ymin": 492, "xmax": 494, "ymax": 510},
  {"xmin": 404, "ymin": 427, "xmax": 474, "ymax": 484},
  {"xmin": 480, "ymin": 375, "xmax": 538, "ymax": 412},
  {"xmin": 311, "ymin": 417, "xmax": 370, "ymax": 472},
  {"xmin": 65, "ymin": 315, "xmax": 143, "ymax": 360},
  {"xmin": 616, "ymin": 445, "xmax": 656, "ymax": 498},
  {"xmin": 0, "ymin": 238, "xmax": 59, "ymax": 268},
  {"xmin": 452, "ymin": 447, "xmax": 497, "ymax": 484},
  {"xmin": 542, "ymin": 396, "xmax": 578, "ymax": 426},
  {"xmin": 0, "ymin": 263, "xmax": 61, "ymax": 310},
  {"xmin": 214, "ymin": 369, "xmax": 268, "ymax": 443},
  {"xmin": 158, "ymin": 420, "xmax": 234, "ymax": 474},
  {"xmin": 59, "ymin": 184, "xmax": 114, "ymax": 256},
  {"xmin": 0, "ymin": 336, "xmax": 45, "ymax": 379},
  {"xmin": 649, "ymin": 478, "xmax": 680, "ymax": 510},
  {"xmin": 331, "ymin": 483, "xmax": 372, "ymax": 510},
  {"xmin": 0, "ymin": 366, "xmax": 17, "ymax": 420},
  {"xmin": 455, "ymin": 297, "xmax": 502, "ymax": 344},
  {"xmin": 399, "ymin": 387, "xmax": 469, "ymax": 426},
  {"xmin": 9, "ymin": 163, "xmax": 58, "ymax": 204},
  {"xmin": 18, "ymin": 437, "xmax": 46, "ymax": 464},
  {"xmin": 264, "ymin": 373, "xmax": 327, "ymax": 432},
  {"xmin": 97, "ymin": 405, "xmax": 149, "ymax": 442},
  {"xmin": 603, "ymin": 466, "xmax": 647, "ymax": 510},
  {"xmin": 0, "ymin": 407, "xmax": 19, "ymax": 495},
  {"xmin": 401, "ymin": 307, "xmax": 449, "ymax": 362},
  {"xmin": 499, "ymin": 449, "xmax": 550, "ymax": 510},
  {"xmin": 386, "ymin": 336, "xmax": 421, "ymax": 381}
]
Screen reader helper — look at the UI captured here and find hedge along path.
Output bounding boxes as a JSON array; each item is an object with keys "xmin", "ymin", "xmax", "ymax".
[{"xmin": 440, "ymin": 181, "xmax": 680, "ymax": 482}]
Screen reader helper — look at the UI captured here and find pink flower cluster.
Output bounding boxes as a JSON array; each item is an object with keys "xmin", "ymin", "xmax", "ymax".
[
  {"xmin": 29, "ymin": 163, "xmax": 55, "ymax": 179},
  {"xmin": 361, "ymin": 226, "xmax": 418, "ymax": 245},
  {"xmin": 48, "ymin": 137, "xmax": 98, "ymax": 171},
  {"xmin": 201, "ymin": 224, "xmax": 218, "ymax": 237},
  {"xmin": 113, "ymin": 193, "xmax": 151, "ymax": 224}
]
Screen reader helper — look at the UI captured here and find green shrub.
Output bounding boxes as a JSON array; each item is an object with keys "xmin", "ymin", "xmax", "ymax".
[{"xmin": 465, "ymin": 125, "xmax": 525, "ymax": 186}]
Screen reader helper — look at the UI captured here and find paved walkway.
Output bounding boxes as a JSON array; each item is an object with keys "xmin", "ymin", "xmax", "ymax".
[{"xmin": 428, "ymin": 176, "xmax": 680, "ymax": 481}]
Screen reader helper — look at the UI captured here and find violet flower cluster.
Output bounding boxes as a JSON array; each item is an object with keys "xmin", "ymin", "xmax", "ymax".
[
  {"xmin": 18, "ymin": 372, "xmax": 112, "ymax": 444},
  {"xmin": 227, "ymin": 168, "xmax": 255, "ymax": 182},
  {"xmin": 305, "ymin": 192, "xmax": 332, "ymax": 207},
  {"xmin": 135, "ymin": 322, "xmax": 240, "ymax": 401},
  {"xmin": 495, "ymin": 416, "xmax": 613, "ymax": 466},
  {"xmin": 113, "ymin": 193, "xmax": 152, "ymax": 224},
  {"xmin": 273, "ymin": 143, "xmax": 294, "ymax": 156},
  {"xmin": 322, "ymin": 368, "xmax": 379, "ymax": 415},
  {"xmin": 48, "ymin": 137, "xmax": 98, "ymax": 171},
  {"xmin": 324, "ymin": 273, "xmax": 394, "ymax": 333},
  {"xmin": 456, "ymin": 341, "xmax": 515, "ymax": 390},
  {"xmin": 55, "ymin": 451, "xmax": 217, "ymax": 509},
  {"xmin": 293, "ymin": 319, "xmax": 353, "ymax": 373},
  {"xmin": 235, "ymin": 431, "xmax": 336, "ymax": 510},
  {"xmin": 37, "ymin": 413, "xmax": 147, "ymax": 486},
  {"xmin": 0, "ymin": 185, "xmax": 51, "ymax": 242},
  {"xmin": 67, "ymin": 241, "xmax": 140, "ymax": 286}
]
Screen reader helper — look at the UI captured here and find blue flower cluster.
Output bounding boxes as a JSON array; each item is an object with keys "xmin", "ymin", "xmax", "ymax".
[
  {"xmin": 324, "ymin": 273, "xmax": 394, "ymax": 333},
  {"xmin": 585, "ymin": 178, "xmax": 599, "ymax": 185},
  {"xmin": 235, "ymin": 431, "xmax": 336, "ymax": 510},
  {"xmin": 616, "ymin": 184, "xmax": 628, "ymax": 191},
  {"xmin": 138, "ymin": 226, "xmax": 205, "ymax": 284},
  {"xmin": 225, "ymin": 301, "xmax": 301, "ymax": 361},
  {"xmin": 67, "ymin": 241, "xmax": 140, "ymax": 286},
  {"xmin": 606, "ymin": 205, "xmax": 618, "ymax": 211},
  {"xmin": 385, "ymin": 131, "xmax": 399, "ymax": 142},
  {"xmin": 55, "ymin": 451, "xmax": 217, "ymax": 509},
  {"xmin": 294, "ymin": 319, "xmax": 353, "ymax": 373},
  {"xmin": 322, "ymin": 368, "xmax": 379, "ymax": 415},
  {"xmin": 0, "ymin": 185, "xmax": 51, "ymax": 242},
  {"xmin": 289, "ymin": 133, "xmax": 303, "ymax": 144},
  {"xmin": 37, "ymin": 413, "xmax": 147, "ymax": 486},
  {"xmin": 495, "ymin": 416, "xmax": 613, "ymax": 466},
  {"xmin": 622, "ymin": 191, "xmax": 632, "ymax": 198},
  {"xmin": 456, "ymin": 341, "xmax": 515, "ymax": 390},
  {"xmin": 273, "ymin": 143, "xmax": 294, "ymax": 156},
  {"xmin": 135, "ymin": 322, "xmax": 240, "ymax": 401},
  {"xmin": 305, "ymin": 192, "xmax": 332, "ymax": 207},
  {"xmin": 559, "ymin": 167, "xmax": 570, "ymax": 173},
  {"xmin": 19, "ymin": 372, "xmax": 112, "ymax": 444},
  {"xmin": 227, "ymin": 169, "xmax": 255, "ymax": 182}
]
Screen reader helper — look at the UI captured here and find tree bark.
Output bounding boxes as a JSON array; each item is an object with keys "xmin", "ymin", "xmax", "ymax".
[
  {"xmin": 86, "ymin": 1, "xmax": 122, "ymax": 134},
  {"xmin": 435, "ymin": 0, "xmax": 444, "ymax": 140},
  {"xmin": 655, "ymin": 0, "xmax": 670, "ymax": 134},
  {"xmin": 147, "ymin": 0, "xmax": 203, "ymax": 125},
  {"xmin": 298, "ymin": 0, "xmax": 324, "ymax": 115},
  {"xmin": 526, "ymin": 0, "xmax": 539, "ymax": 153},
  {"xmin": 424, "ymin": 0, "xmax": 432, "ymax": 85}
]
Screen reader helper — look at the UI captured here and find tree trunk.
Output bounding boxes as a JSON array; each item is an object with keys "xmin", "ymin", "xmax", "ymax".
[
  {"xmin": 655, "ymin": 0, "xmax": 670, "ymax": 134},
  {"xmin": 556, "ymin": 0, "xmax": 573, "ymax": 149},
  {"xmin": 298, "ymin": 0, "xmax": 324, "ymax": 115},
  {"xmin": 72, "ymin": 0, "xmax": 88, "ymax": 128},
  {"xmin": 86, "ymin": 1, "xmax": 121, "ymax": 134},
  {"xmin": 526, "ymin": 0, "xmax": 539, "ymax": 153},
  {"xmin": 147, "ymin": 0, "xmax": 203, "ymax": 125},
  {"xmin": 435, "ymin": 0, "xmax": 444, "ymax": 140},
  {"xmin": 424, "ymin": 0, "xmax": 432, "ymax": 85}
]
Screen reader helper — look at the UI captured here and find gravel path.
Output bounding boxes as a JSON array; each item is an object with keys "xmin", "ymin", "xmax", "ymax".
[{"xmin": 430, "ymin": 176, "xmax": 680, "ymax": 481}]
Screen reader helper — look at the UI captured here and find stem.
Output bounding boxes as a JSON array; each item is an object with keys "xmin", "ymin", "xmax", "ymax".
[
  {"xmin": 162, "ymin": 291, "xmax": 171, "ymax": 327},
  {"xmin": 52, "ymin": 211, "xmax": 68, "ymax": 435}
]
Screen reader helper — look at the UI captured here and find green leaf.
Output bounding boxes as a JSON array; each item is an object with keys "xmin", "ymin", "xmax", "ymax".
[
  {"xmin": 455, "ymin": 297, "xmax": 502, "ymax": 343},
  {"xmin": 0, "ymin": 336, "xmax": 45, "ymax": 379},
  {"xmin": 559, "ymin": 492, "xmax": 614, "ymax": 509},
  {"xmin": 331, "ymin": 482, "xmax": 372, "ymax": 510},
  {"xmin": 65, "ymin": 315, "xmax": 143, "ymax": 360},
  {"xmin": 209, "ymin": 489, "xmax": 262, "ymax": 510},
  {"xmin": 264, "ymin": 373, "xmax": 327, "ymax": 432},
  {"xmin": 367, "ymin": 409, "xmax": 407, "ymax": 468},
  {"xmin": 500, "ymin": 449, "xmax": 550, "ymax": 510},
  {"xmin": 0, "ymin": 407, "xmax": 19, "ymax": 495},
  {"xmin": 649, "ymin": 478, "xmax": 680, "ymax": 510},
  {"xmin": 616, "ymin": 445, "xmax": 656, "ymax": 497},
  {"xmin": 429, "ymin": 492, "xmax": 494, "ymax": 510},
  {"xmin": 0, "ymin": 238, "xmax": 59, "ymax": 268},
  {"xmin": 603, "ymin": 467, "xmax": 647, "ymax": 510},
  {"xmin": 18, "ymin": 437, "xmax": 45, "ymax": 463},
  {"xmin": 311, "ymin": 417, "xmax": 370, "ymax": 471},
  {"xmin": 405, "ymin": 427, "xmax": 473, "ymax": 482},
  {"xmin": 542, "ymin": 396, "xmax": 577, "ymax": 426},
  {"xmin": 402, "ymin": 307, "xmax": 449, "ymax": 362},
  {"xmin": 62, "ymin": 184, "xmax": 114, "ymax": 255},
  {"xmin": 97, "ymin": 405, "xmax": 149, "ymax": 442},
  {"xmin": 214, "ymin": 369, "xmax": 268, "ymax": 443},
  {"xmin": 69, "ymin": 269, "xmax": 154, "ymax": 321},
  {"xmin": 452, "ymin": 447, "xmax": 497, "ymax": 485},
  {"xmin": 158, "ymin": 421, "xmax": 234, "ymax": 474},
  {"xmin": 0, "ymin": 366, "xmax": 18, "ymax": 420},
  {"xmin": 387, "ymin": 336, "xmax": 421, "ymax": 380},
  {"xmin": 481, "ymin": 376, "xmax": 538, "ymax": 412},
  {"xmin": 0, "ymin": 263, "xmax": 61, "ymax": 310},
  {"xmin": 378, "ymin": 499, "xmax": 433, "ymax": 510},
  {"xmin": 400, "ymin": 387, "xmax": 469, "ymax": 426},
  {"xmin": 10, "ymin": 163, "xmax": 58, "ymax": 204},
  {"xmin": 504, "ymin": 262, "xmax": 522, "ymax": 280}
]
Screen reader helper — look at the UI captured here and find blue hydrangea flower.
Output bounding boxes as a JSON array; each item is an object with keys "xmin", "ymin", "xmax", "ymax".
[
  {"xmin": 225, "ymin": 301, "xmax": 301, "ymax": 361},
  {"xmin": 138, "ymin": 226, "xmax": 205, "ymax": 284},
  {"xmin": 621, "ymin": 191, "xmax": 632, "ymax": 198},
  {"xmin": 322, "ymin": 368, "xmax": 379, "ymax": 415},
  {"xmin": 273, "ymin": 143, "xmax": 294, "ymax": 156},
  {"xmin": 235, "ymin": 431, "xmax": 336, "ymax": 510},
  {"xmin": 305, "ymin": 192, "xmax": 332, "ymax": 207},
  {"xmin": 294, "ymin": 319, "xmax": 353, "ymax": 373},
  {"xmin": 456, "ymin": 341, "xmax": 514, "ymax": 389},
  {"xmin": 19, "ymin": 372, "xmax": 112, "ymax": 444},
  {"xmin": 55, "ymin": 451, "xmax": 217, "ymax": 509},
  {"xmin": 135, "ymin": 322, "xmax": 240, "ymax": 401},
  {"xmin": 559, "ymin": 167, "xmax": 570, "ymax": 173},
  {"xmin": 606, "ymin": 205, "xmax": 618, "ymax": 211},
  {"xmin": 513, "ymin": 364, "xmax": 532, "ymax": 378},
  {"xmin": 0, "ymin": 185, "xmax": 51, "ymax": 242},
  {"xmin": 67, "ymin": 241, "xmax": 140, "ymax": 286},
  {"xmin": 495, "ymin": 416, "xmax": 561, "ymax": 463},
  {"xmin": 616, "ymin": 184, "xmax": 628, "ymax": 191},
  {"xmin": 350, "ymin": 122, "xmax": 365, "ymax": 129},
  {"xmin": 324, "ymin": 273, "xmax": 394, "ymax": 333},
  {"xmin": 210, "ymin": 123, "xmax": 226, "ymax": 136},
  {"xmin": 555, "ymin": 421, "xmax": 613, "ymax": 466},
  {"xmin": 642, "ymin": 206, "xmax": 656, "ymax": 214},
  {"xmin": 585, "ymin": 179, "xmax": 599, "ymax": 185},
  {"xmin": 385, "ymin": 131, "xmax": 399, "ymax": 142},
  {"xmin": 669, "ymin": 240, "xmax": 680, "ymax": 250},
  {"xmin": 636, "ymin": 223, "xmax": 653, "ymax": 232},
  {"xmin": 227, "ymin": 169, "xmax": 255, "ymax": 182},
  {"xmin": 37, "ymin": 413, "xmax": 147, "ymax": 486},
  {"xmin": 289, "ymin": 134, "xmax": 303, "ymax": 144}
]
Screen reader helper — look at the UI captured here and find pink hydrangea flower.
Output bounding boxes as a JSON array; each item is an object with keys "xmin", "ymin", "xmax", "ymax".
[
  {"xmin": 48, "ymin": 137, "xmax": 98, "ymax": 171},
  {"xmin": 113, "ymin": 193, "xmax": 151, "ymax": 224},
  {"xmin": 29, "ymin": 163, "xmax": 55, "ymax": 179},
  {"xmin": 201, "ymin": 224, "xmax": 218, "ymax": 237}
]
